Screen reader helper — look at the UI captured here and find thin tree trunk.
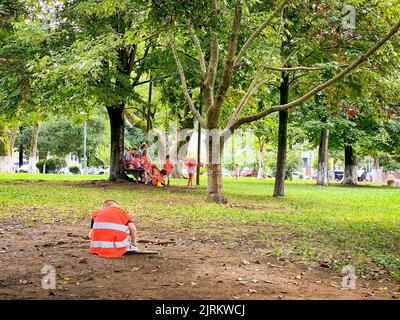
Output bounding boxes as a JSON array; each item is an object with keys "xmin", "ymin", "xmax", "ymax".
[
  {"xmin": 19, "ymin": 144, "xmax": 23, "ymax": 167},
  {"xmin": 29, "ymin": 122, "xmax": 40, "ymax": 173},
  {"xmin": 146, "ymin": 80, "xmax": 152, "ymax": 133},
  {"xmin": 316, "ymin": 128, "xmax": 329, "ymax": 186},
  {"xmin": 257, "ymin": 141, "xmax": 264, "ymax": 179},
  {"xmin": 273, "ymin": 73, "xmax": 289, "ymax": 197},
  {"xmin": 342, "ymin": 144, "xmax": 357, "ymax": 185},
  {"xmin": 107, "ymin": 105, "xmax": 131, "ymax": 182}
]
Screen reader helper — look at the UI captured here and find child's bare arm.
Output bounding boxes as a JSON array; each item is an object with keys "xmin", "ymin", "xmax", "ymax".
[
  {"xmin": 88, "ymin": 218, "xmax": 94, "ymax": 238},
  {"xmin": 127, "ymin": 222, "xmax": 138, "ymax": 245}
]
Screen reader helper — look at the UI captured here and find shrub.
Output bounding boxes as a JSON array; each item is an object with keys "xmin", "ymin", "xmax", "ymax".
[
  {"xmin": 199, "ymin": 166, "xmax": 207, "ymax": 175},
  {"xmin": 45, "ymin": 157, "xmax": 67, "ymax": 173},
  {"xmin": 69, "ymin": 166, "xmax": 81, "ymax": 174},
  {"xmin": 266, "ymin": 149, "xmax": 303, "ymax": 180},
  {"xmin": 36, "ymin": 160, "xmax": 46, "ymax": 173}
]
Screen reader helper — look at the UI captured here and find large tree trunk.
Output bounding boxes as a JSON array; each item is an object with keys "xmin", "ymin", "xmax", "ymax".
[
  {"xmin": 206, "ymin": 133, "xmax": 227, "ymax": 203},
  {"xmin": 29, "ymin": 122, "xmax": 40, "ymax": 173},
  {"xmin": 316, "ymin": 128, "xmax": 329, "ymax": 186},
  {"xmin": 207, "ymin": 162, "xmax": 225, "ymax": 202},
  {"xmin": 171, "ymin": 125, "xmax": 182, "ymax": 178},
  {"xmin": 371, "ymin": 156, "xmax": 382, "ymax": 182},
  {"xmin": 172, "ymin": 105, "xmax": 195, "ymax": 178},
  {"xmin": 174, "ymin": 135, "xmax": 192, "ymax": 178},
  {"xmin": 273, "ymin": 73, "xmax": 289, "ymax": 197},
  {"xmin": 107, "ymin": 105, "xmax": 131, "ymax": 182},
  {"xmin": 171, "ymin": 126, "xmax": 193, "ymax": 179},
  {"xmin": 343, "ymin": 144, "xmax": 357, "ymax": 185},
  {"xmin": 0, "ymin": 135, "xmax": 10, "ymax": 157}
]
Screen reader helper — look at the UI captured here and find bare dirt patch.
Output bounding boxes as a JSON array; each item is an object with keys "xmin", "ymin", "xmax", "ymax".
[{"xmin": 0, "ymin": 221, "xmax": 398, "ymax": 300}]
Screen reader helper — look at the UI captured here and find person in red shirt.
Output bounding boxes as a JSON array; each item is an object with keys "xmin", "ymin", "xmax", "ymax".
[
  {"xmin": 132, "ymin": 153, "xmax": 143, "ymax": 170},
  {"xmin": 132, "ymin": 153, "xmax": 145, "ymax": 182},
  {"xmin": 233, "ymin": 163, "xmax": 239, "ymax": 179},
  {"xmin": 163, "ymin": 154, "xmax": 173, "ymax": 186},
  {"xmin": 141, "ymin": 149, "xmax": 152, "ymax": 184},
  {"xmin": 89, "ymin": 200, "xmax": 139, "ymax": 258}
]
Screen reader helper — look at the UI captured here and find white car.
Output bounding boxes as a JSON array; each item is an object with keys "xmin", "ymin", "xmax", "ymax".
[
  {"xmin": 57, "ymin": 167, "xmax": 72, "ymax": 174},
  {"xmin": 202, "ymin": 168, "xmax": 232, "ymax": 177},
  {"xmin": 97, "ymin": 167, "xmax": 109, "ymax": 175},
  {"xmin": 17, "ymin": 164, "xmax": 39, "ymax": 173}
]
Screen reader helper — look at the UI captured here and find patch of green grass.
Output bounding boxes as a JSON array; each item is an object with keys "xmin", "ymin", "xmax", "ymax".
[
  {"xmin": 0, "ymin": 173, "xmax": 399, "ymax": 278},
  {"xmin": 0, "ymin": 173, "xmax": 107, "ymax": 181}
]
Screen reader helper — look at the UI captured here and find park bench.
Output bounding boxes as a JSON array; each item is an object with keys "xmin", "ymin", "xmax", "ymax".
[{"xmin": 125, "ymin": 169, "xmax": 144, "ymax": 183}]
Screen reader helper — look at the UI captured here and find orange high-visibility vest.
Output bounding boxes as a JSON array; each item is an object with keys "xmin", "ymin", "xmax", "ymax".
[
  {"xmin": 90, "ymin": 207, "xmax": 132, "ymax": 258},
  {"xmin": 152, "ymin": 172, "xmax": 163, "ymax": 185},
  {"xmin": 163, "ymin": 160, "xmax": 173, "ymax": 175},
  {"xmin": 141, "ymin": 155, "xmax": 151, "ymax": 171}
]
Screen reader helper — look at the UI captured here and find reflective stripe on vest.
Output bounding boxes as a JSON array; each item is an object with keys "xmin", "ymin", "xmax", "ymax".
[
  {"xmin": 90, "ymin": 238, "xmax": 130, "ymax": 249},
  {"xmin": 92, "ymin": 222, "xmax": 129, "ymax": 233}
]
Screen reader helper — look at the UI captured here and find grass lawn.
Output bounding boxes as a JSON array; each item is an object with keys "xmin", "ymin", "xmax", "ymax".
[{"xmin": 1, "ymin": 173, "xmax": 399, "ymax": 281}]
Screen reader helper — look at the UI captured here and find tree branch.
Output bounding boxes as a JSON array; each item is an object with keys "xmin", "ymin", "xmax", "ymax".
[
  {"xmin": 225, "ymin": 62, "xmax": 274, "ymax": 129},
  {"xmin": 185, "ymin": 17, "xmax": 207, "ymax": 79},
  {"xmin": 203, "ymin": 0, "xmax": 219, "ymax": 113},
  {"xmin": 233, "ymin": 0, "xmax": 290, "ymax": 68},
  {"xmin": 264, "ymin": 66, "xmax": 326, "ymax": 72},
  {"xmin": 170, "ymin": 35, "xmax": 207, "ymax": 128},
  {"xmin": 131, "ymin": 44, "xmax": 151, "ymax": 86},
  {"xmin": 213, "ymin": 0, "xmax": 243, "ymax": 120},
  {"xmin": 132, "ymin": 75, "xmax": 171, "ymax": 88},
  {"xmin": 229, "ymin": 19, "xmax": 400, "ymax": 130}
]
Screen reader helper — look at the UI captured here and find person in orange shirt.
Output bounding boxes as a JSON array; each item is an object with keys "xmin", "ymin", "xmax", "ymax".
[
  {"xmin": 163, "ymin": 154, "xmax": 173, "ymax": 186},
  {"xmin": 89, "ymin": 200, "xmax": 139, "ymax": 258},
  {"xmin": 151, "ymin": 164, "xmax": 166, "ymax": 186}
]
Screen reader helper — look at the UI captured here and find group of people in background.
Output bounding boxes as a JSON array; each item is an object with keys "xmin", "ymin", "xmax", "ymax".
[
  {"xmin": 124, "ymin": 143, "xmax": 197, "ymax": 187},
  {"xmin": 124, "ymin": 143, "xmax": 172, "ymax": 186}
]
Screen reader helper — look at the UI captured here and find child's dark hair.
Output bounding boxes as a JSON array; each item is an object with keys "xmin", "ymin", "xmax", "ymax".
[
  {"xmin": 160, "ymin": 169, "xmax": 167, "ymax": 176},
  {"xmin": 102, "ymin": 200, "xmax": 119, "ymax": 208}
]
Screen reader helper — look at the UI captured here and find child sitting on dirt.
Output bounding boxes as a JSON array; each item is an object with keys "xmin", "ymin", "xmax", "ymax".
[
  {"xmin": 151, "ymin": 164, "xmax": 166, "ymax": 186},
  {"xmin": 89, "ymin": 200, "xmax": 139, "ymax": 258}
]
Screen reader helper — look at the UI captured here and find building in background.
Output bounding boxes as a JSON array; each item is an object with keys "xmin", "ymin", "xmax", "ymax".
[{"xmin": 301, "ymin": 150, "xmax": 314, "ymax": 179}]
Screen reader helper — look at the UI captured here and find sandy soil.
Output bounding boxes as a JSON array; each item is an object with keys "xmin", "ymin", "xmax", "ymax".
[{"xmin": 0, "ymin": 220, "xmax": 398, "ymax": 300}]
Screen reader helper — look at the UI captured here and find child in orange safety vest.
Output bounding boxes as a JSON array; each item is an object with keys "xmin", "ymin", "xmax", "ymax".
[
  {"xmin": 163, "ymin": 154, "xmax": 173, "ymax": 186},
  {"xmin": 150, "ymin": 164, "xmax": 166, "ymax": 186},
  {"xmin": 89, "ymin": 200, "xmax": 139, "ymax": 258}
]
